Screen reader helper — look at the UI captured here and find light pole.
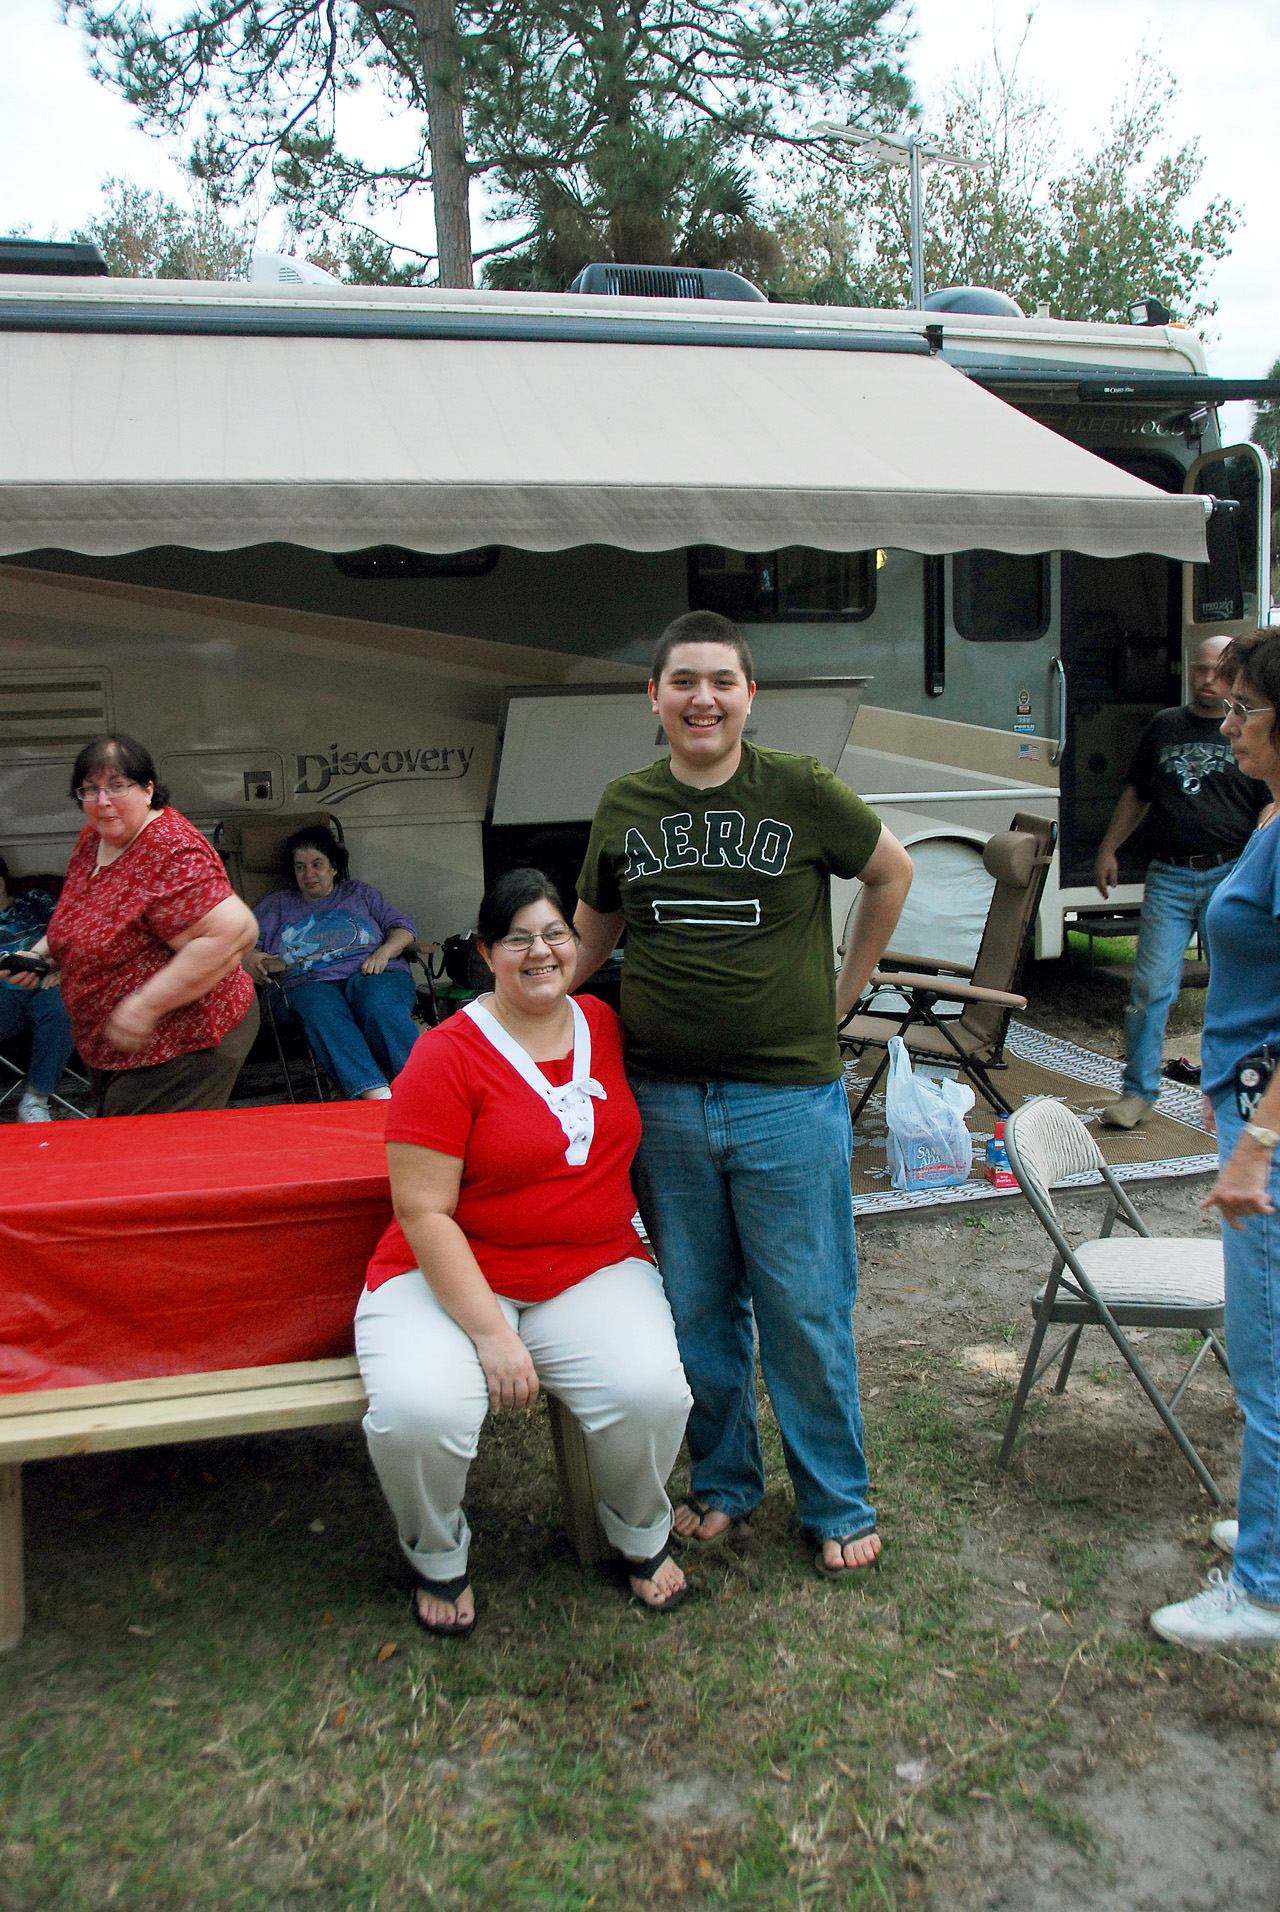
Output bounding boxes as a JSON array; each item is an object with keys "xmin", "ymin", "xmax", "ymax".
[{"xmin": 812, "ymin": 122, "xmax": 983, "ymax": 311}]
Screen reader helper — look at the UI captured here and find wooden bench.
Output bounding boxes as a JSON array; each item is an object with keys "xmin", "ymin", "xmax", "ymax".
[{"xmin": 0, "ymin": 1359, "xmax": 605, "ymax": 1650}]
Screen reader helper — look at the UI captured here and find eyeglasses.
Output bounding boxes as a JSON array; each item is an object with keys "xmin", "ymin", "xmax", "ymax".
[
  {"xmin": 74, "ymin": 778, "xmax": 138, "ymax": 803},
  {"xmin": 497, "ymin": 923, "xmax": 576, "ymax": 952},
  {"xmin": 1221, "ymin": 698, "xmax": 1275, "ymax": 724}
]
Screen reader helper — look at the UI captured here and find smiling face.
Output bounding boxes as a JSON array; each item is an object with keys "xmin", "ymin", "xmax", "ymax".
[
  {"xmin": 650, "ymin": 641, "xmax": 755, "ymax": 784},
  {"xmin": 481, "ymin": 897, "xmax": 577, "ymax": 1021},
  {"xmin": 293, "ymin": 846, "xmax": 339, "ymax": 899}
]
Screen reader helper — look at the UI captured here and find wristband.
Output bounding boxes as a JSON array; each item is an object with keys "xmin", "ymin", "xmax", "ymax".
[{"xmin": 1243, "ymin": 1123, "xmax": 1280, "ymax": 1150}]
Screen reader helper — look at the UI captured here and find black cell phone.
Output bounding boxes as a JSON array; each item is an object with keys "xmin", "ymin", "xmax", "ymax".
[
  {"xmin": 0, "ymin": 950, "xmax": 50, "ymax": 976},
  {"xmin": 1235, "ymin": 1047, "xmax": 1277, "ymax": 1122}
]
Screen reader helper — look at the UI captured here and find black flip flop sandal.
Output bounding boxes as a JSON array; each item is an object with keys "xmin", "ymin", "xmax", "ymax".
[
  {"xmin": 627, "ymin": 1538, "xmax": 688, "ymax": 1613},
  {"xmin": 813, "ymin": 1527, "xmax": 880, "ymax": 1579},
  {"xmin": 411, "ymin": 1570, "xmax": 475, "ymax": 1639}
]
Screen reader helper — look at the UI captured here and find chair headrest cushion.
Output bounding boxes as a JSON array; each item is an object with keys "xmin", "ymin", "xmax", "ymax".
[{"xmin": 983, "ymin": 830, "xmax": 1038, "ymax": 888}]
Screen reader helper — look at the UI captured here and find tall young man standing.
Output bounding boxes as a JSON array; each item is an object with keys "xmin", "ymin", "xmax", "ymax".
[{"xmin": 573, "ymin": 611, "xmax": 913, "ymax": 1574}]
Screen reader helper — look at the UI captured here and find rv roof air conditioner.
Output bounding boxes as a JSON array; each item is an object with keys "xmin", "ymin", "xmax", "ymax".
[
  {"xmin": 923, "ymin": 286, "xmax": 1024, "ymax": 318},
  {"xmin": 0, "ymin": 238, "xmax": 108, "ymax": 277},
  {"xmin": 566, "ymin": 263, "xmax": 767, "ymax": 303},
  {"xmin": 249, "ymin": 251, "xmax": 343, "ymax": 286}
]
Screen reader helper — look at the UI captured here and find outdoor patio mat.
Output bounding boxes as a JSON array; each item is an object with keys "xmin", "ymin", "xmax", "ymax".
[{"xmin": 846, "ymin": 1021, "xmax": 1215, "ymax": 1219}]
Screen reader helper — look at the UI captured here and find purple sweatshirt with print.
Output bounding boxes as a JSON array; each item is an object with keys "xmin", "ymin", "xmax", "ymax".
[{"xmin": 254, "ymin": 879, "xmax": 415, "ymax": 987}]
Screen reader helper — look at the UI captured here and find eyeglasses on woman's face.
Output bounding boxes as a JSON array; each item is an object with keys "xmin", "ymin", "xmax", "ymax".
[
  {"xmin": 497, "ymin": 922, "xmax": 575, "ymax": 952},
  {"xmin": 1221, "ymin": 698, "xmax": 1275, "ymax": 724},
  {"xmin": 75, "ymin": 778, "xmax": 139, "ymax": 803}
]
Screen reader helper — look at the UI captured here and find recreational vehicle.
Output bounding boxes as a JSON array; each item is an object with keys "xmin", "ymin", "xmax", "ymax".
[{"xmin": 0, "ymin": 255, "xmax": 1272, "ymax": 979}]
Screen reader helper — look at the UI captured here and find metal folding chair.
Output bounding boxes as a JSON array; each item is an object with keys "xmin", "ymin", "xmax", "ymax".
[
  {"xmin": 997, "ymin": 1097, "xmax": 1229, "ymax": 1504},
  {"xmin": 0, "ymin": 1043, "xmax": 90, "ymax": 1119}
]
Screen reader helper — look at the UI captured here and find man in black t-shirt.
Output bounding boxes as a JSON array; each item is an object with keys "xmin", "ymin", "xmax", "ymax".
[{"xmin": 1094, "ymin": 634, "xmax": 1268, "ymax": 1127}]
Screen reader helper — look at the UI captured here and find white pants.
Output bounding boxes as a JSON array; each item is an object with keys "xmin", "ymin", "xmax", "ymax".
[{"xmin": 354, "ymin": 1258, "xmax": 692, "ymax": 1581}]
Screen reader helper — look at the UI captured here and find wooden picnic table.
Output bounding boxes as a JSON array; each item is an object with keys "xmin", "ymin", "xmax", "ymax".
[{"xmin": 0, "ymin": 1101, "xmax": 603, "ymax": 1649}]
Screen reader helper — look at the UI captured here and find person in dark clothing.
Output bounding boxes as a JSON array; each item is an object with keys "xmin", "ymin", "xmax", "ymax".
[{"xmin": 1094, "ymin": 635, "xmax": 1269, "ymax": 1128}]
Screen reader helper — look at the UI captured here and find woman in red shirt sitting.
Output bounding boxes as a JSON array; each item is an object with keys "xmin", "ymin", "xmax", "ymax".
[
  {"xmin": 20, "ymin": 734, "xmax": 259, "ymax": 1116},
  {"xmin": 357, "ymin": 869, "xmax": 692, "ymax": 1636}
]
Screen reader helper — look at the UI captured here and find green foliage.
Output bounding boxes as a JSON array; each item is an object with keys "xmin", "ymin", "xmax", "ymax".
[
  {"xmin": 69, "ymin": 174, "xmax": 251, "ymax": 279},
  {"xmin": 64, "ymin": 0, "xmax": 912, "ymax": 285},
  {"xmin": 767, "ymin": 40, "xmax": 1238, "ymax": 320}
]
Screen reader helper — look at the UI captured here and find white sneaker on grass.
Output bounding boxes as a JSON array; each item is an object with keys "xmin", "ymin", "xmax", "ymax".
[
  {"xmin": 1211, "ymin": 1520, "xmax": 1238, "ymax": 1555},
  {"xmin": 1150, "ymin": 1568, "xmax": 1280, "ymax": 1651},
  {"xmin": 17, "ymin": 1092, "xmax": 51, "ymax": 1122}
]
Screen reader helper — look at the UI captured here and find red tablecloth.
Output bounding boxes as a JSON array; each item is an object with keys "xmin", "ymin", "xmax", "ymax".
[{"xmin": 0, "ymin": 1102, "xmax": 392, "ymax": 1393}]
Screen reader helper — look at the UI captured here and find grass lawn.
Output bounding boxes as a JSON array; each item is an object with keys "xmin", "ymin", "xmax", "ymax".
[{"xmin": 6, "ymin": 1322, "xmax": 1272, "ymax": 1912}]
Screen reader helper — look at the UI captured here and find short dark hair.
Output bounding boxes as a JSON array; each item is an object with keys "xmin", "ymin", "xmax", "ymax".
[
  {"xmin": 69, "ymin": 734, "xmax": 169, "ymax": 809},
  {"xmin": 476, "ymin": 867, "xmax": 573, "ymax": 945},
  {"xmin": 285, "ymin": 824, "xmax": 350, "ymax": 882},
  {"xmin": 651, "ymin": 610, "xmax": 755, "ymax": 687},
  {"xmin": 1221, "ymin": 630, "xmax": 1280, "ymax": 748}
]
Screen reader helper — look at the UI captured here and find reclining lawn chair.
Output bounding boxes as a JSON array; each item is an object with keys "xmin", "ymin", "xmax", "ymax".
[
  {"xmin": 996, "ymin": 1097, "xmax": 1229, "ymax": 1504},
  {"xmin": 215, "ymin": 812, "xmax": 438, "ymax": 1102},
  {"xmin": 840, "ymin": 812, "xmax": 1056, "ymax": 1122}
]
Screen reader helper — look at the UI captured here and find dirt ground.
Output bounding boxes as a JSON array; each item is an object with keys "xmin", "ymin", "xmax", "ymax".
[{"xmin": 855, "ymin": 1169, "xmax": 1280, "ymax": 1911}]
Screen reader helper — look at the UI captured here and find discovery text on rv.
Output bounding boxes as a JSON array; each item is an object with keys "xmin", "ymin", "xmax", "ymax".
[{"xmin": 294, "ymin": 743, "xmax": 477, "ymax": 797}]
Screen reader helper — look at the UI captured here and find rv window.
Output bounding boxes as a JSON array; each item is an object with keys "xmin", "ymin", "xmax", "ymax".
[
  {"xmin": 1190, "ymin": 453, "xmax": 1258, "ymax": 625},
  {"xmin": 333, "ymin": 545, "xmax": 500, "ymax": 580},
  {"xmin": 953, "ymin": 550, "xmax": 1049, "ymax": 641},
  {"xmin": 687, "ymin": 547, "xmax": 874, "ymax": 622}
]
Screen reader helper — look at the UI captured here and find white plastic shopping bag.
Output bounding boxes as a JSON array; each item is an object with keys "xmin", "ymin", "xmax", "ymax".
[{"xmin": 883, "ymin": 1036, "xmax": 976, "ymax": 1191}]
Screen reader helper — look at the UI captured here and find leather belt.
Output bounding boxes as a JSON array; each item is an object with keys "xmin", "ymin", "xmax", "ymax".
[{"xmin": 1153, "ymin": 849, "xmax": 1239, "ymax": 870}]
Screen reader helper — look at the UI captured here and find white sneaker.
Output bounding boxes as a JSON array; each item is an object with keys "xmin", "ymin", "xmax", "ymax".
[
  {"xmin": 1150, "ymin": 1568, "xmax": 1280, "ymax": 1651},
  {"xmin": 359, "ymin": 1085, "xmax": 393, "ymax": 1101},
  {"xmin": 17, "ymin": 1092, "xmax": 51, "ymax": 1123},
  {"xmin": 1211, "ymin": 1519, "xmax": 1238, "ymax": 1555}
]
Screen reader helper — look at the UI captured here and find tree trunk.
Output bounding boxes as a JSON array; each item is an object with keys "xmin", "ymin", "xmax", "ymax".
[{"xmin": 409, "ymin": 0, "xmax": 473, "ymax": 288}]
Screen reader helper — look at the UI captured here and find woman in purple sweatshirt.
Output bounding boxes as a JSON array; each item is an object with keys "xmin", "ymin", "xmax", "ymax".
[{"xmin": 245, "ymin": 825, "xmax": 421, "ymax": 1100}]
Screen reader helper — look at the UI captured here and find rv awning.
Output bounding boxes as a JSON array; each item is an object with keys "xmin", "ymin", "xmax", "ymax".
[{"xmin": 0, "ymin": 329, "xmax": 1208, "ymax": 561}]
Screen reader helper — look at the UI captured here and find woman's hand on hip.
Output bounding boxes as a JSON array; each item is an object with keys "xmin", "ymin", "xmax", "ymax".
[
  {"xmin": 360, "ymin": 947, "xmax": 392, "ymax": 975},
  {"xmin": 1202, "ymin": 1138, "xmax": 1276, "ymax": 1229},
  {"xmin": 102, "ymin": 991, "xmax": 161, "ymax": 1054},
  {"xmin": 472, "ymin": 1326, "xmax": 539, "ymax": 1413}
]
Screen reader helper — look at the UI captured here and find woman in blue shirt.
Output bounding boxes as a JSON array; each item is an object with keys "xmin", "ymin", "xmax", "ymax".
[
  {"xmin": 1151, "ymin": 630, "xmax": 1280, "ymax": 1650},
  {"xmin": 244, "ymin": 826, "xmax": 422, "ymax": 1100},
  {"xmin": 0, "ymin": 854, "xmax": 75, "ymax": 1121}
]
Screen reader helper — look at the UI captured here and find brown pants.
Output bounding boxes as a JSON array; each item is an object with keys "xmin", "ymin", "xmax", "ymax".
[{"xmin": 88, "ymin": 998, "xmax": 260, "ymax": 1117}]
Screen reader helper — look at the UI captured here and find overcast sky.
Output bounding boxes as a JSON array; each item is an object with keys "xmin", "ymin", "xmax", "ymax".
[{"xmin": 1, "ymin": 0, "xmax": 1275, "ymax": 425}]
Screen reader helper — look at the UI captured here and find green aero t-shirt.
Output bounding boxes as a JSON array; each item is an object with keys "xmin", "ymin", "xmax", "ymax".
[{"xmin": 576, "ymin": 741, "xmax": 883, "ymax": 1086}]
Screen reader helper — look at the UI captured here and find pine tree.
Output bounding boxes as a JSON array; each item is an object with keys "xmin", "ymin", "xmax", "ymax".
[{"xmin": 65, "ymin": 0, "xmax": 911, "ymax": 289}]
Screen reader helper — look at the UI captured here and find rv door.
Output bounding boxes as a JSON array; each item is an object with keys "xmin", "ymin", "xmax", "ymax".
[{"xmin": 1182, "ymin": 443, "xmax": 1271, "ymax": 641}]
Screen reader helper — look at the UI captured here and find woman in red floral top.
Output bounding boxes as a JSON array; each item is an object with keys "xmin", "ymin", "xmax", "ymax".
[{"xmin": 21, "ymin": 734, "xmax": 260, "ymax": 1116}]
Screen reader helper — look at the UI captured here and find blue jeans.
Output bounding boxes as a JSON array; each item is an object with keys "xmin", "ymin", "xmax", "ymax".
[
  {"xmin": 285, "ymin": 968, "xmax": 420, "ymax": 1097},
  {"xmin": 1124, "ymin": 860, "xmax": 1233, "ymax": 1103},
  {"xmin": 628, "ymin": 1075, "xmax": 874, "ymax": 1542},
  {"xmin": 1213, "ymin": 1093, "xmax": 1280, "ymax": 1606},
  {"xmin": 0, "ymin": 980, "xmax": 75, "ymax": 1094}
]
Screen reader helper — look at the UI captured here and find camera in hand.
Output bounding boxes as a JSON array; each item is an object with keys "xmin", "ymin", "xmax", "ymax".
[{"xmin": 0, "ymin": 950, "xmax": 51, "ymax": 976}]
